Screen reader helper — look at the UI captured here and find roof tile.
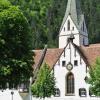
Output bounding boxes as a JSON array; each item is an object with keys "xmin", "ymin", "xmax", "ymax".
[{"xmin": 34, "ymin": 48, "xmax": 64, "ymax": 69}]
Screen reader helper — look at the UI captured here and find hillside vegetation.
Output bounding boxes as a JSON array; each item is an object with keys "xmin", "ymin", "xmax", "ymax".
[{"xmin": 9, "ymin": 0, "xmax": 100, "ymax": 48}]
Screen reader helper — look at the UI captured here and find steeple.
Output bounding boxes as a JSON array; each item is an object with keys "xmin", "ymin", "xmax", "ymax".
[
  {"xmin": 59, "ymin": 0, "xmax": 89, "ymax": 48},
  {"xmin": 60, "ymin": 0, "xmax": 83, "ymax": 32}
]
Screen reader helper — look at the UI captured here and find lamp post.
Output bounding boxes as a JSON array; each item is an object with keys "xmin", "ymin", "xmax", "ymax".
[
  {"xmin": 29, "ymin": 77, "xmax": 32, "ymax": 100},
  {"xmin": 11, "ymin": 84, "xmax": 14, "ymax": 100},
  {"xmin": 11, "ymin": 91, "xmax": 14, "ymax": 100}
]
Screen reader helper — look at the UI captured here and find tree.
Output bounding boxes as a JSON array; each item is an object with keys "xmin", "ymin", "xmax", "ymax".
[
  {"xmin": 88, "ymin": 57, "xmax": 100, "ymax": 96},
  {"xmin": 8, "ymin": 0, "xmax": 100, "ymax": 48},
  {"xmin": 31, "ymin": 63, "xmax": 55, "ymax": 99},
  {"xmin": 0, "ymin": 0, "xmax": 34, "ymax": 89},
  {"xmin": 9, "ymin": 0, "xmax": 53, "ymax": 48}
]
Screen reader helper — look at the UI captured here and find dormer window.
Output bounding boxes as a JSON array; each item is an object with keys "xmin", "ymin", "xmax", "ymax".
[{"xmin": 67, "ymin": 20, "xmax": 70, "ymax": 31}]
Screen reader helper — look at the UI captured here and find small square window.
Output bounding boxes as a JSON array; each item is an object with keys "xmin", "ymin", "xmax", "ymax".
[
  {"xmin": 89, "ymin": 89, "xmax": 95, "ymax": 97},
  {"xmin": 55, "ymin": 88, "xmax": 60, "ymax": 97},
  {"xmin": 62, "ymin": 61, "xmax": 66, "ymax": 67},
  {"xmin": 79, "ymin": 88, "xmax": 87, "ymax": 97},
  {"xmin": 74, "ymin": 60, "xmax": 78, "ymax": 66}
]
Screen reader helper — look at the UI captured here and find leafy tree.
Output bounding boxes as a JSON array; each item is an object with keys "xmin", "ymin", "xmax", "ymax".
[
  {"xmin": 9, "ymin": 0, "xmax": 53, "ymax": 48},
  {"xmin": 8, "ymin": 0, "xmax": 100, "ymax": 48},
  {"xmin": 81, "ymin": 0, "xmax": 100, "ymax": 44},
  {"xmin": 0, "ymin": 0, "xmax": 34, "ymax": 89},
  {"xmin": 31, "ymin": 63, "xmax": 55, "ymax": 99},
  {"xmin": 88, "ymin": 57, "xmax": 100, "ymax": 96}
]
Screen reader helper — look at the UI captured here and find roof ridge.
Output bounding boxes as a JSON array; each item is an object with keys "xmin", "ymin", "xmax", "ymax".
[
  {"xmin": 80, "ymin": 43, "xmax": 100, "ymax": 48},
  {"xmin": 34, "ymin": 48, "xmax": 64, "ymax": 51}
]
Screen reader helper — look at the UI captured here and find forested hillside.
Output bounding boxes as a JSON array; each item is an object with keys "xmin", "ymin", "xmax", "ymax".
[{"xmin": 9, "ymin": 0, "xmax": 100, "ymax": 48}]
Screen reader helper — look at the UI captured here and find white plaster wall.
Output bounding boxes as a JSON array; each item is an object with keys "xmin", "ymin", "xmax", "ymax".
[
  {"xmin": 0, "ymin": 89, "xmax": 22, "ymax": 100},
  {"xmin": 59, "ymin": 15, "xmax": 80, "ymax": 48},
  {"xmin": 54, "ymin": 43, "xmax": 90, "ymax": 98},
  {"xmin": 59, "ymin": 15, "xmax": 89, "ymax": 48}
]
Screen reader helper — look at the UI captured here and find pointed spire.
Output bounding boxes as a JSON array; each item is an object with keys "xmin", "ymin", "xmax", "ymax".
[{"xmin": 60, "ymin": 0, "xmax": 83, "ymax": 32}]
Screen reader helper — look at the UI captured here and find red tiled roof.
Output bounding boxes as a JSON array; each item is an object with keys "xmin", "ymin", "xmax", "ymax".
[
  {"xmin": 33, "ymin": 43, "xmax": 100, "ymax": 69},
  {"xmin": 34, "ymin": 48, "xmax": 64, "ymax": 69},
  {"xmin": 80, "ymin": 44, "xmax": 100, "ymax": 66}
]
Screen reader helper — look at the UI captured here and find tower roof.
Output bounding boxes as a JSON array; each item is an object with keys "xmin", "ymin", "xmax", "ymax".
[{"xmin": 60, "ymin": 0, "xmax": 83, "ymax": 32}]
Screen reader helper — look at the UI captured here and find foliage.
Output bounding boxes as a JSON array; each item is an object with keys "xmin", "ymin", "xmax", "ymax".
[
  {"xmin": 0, "ymin": 0, "xmax": 34, "ymax": 88},
  {"xmin": 88, "ymin": 57, "xmax": 100, "ymax": 96},
  {"xmin": 31, "ymin": 63, "xmax": 55, "ymax": 99},
  {"xmin": 81, "ymin": 0, "xmax": 100, "ymax": 44},
  {"xmin": 0, "ymin": 0, "xmax": 11, "ymax": 11},
  {"xmin": 8, "ymin": 0, "xmax": 100, "ymax": 48},
  {"xmin": 9, "ymin": 0, "xmax": 53, "ymax": 48}
]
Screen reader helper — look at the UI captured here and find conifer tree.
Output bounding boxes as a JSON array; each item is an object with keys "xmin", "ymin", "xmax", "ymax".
[{"xmin": 31, "ymin": 63, "xmax": 55, "ymax": 99}]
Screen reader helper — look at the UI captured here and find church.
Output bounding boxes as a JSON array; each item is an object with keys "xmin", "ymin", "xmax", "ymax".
[{"xmin": 33, "ymin": 0, "xmax": 100, "ymax": 99}]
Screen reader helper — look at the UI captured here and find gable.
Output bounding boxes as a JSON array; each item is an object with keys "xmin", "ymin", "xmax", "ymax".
[
  {"xmin": 59, "ymin": 15, "xmax": 79, "ymax": 36},
  {"xmin": 60, "ymin": 0, "xmax": 82, "ymax": 33},
  {"xmin": 33, "ymin": 42, "xmax": 100, "ymax": 71}
]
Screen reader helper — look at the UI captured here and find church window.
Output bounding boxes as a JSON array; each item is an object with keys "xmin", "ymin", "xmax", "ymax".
[
  {"xmin": 62, "ymin": 61, "xmax": 66, "ymax": 67},
  {"xmin": 67, "ymin": 20, "xmax": 70, "ymax": 31},
  {"xmin": 64, "ymin": 27, "xmax": 65, "ymax": 31},
  {"xmin": 55, "ymin": 88, "xmax": 60, "ymax": 97},
  {"xmin": 79, "ymin": 88, "xmax": 87, "ymax": 97},
  {"xmin": 89, "ymin": 89, "xmax": 95, "ymax": 97},
  {"xmin": 66, "ymin": 73, "xmax": 74, "ymax": 95},
  {"xmin": 74, "ymin": 60, "xmax": 78, "ymax": 66},
  {"xmin": 72, "ymin": 27, "xmax": 74, "ymax": 30}
]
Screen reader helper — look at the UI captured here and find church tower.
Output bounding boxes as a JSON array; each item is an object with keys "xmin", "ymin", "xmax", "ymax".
[{"xmin": 59, "ymin": 0, "xmax": 89, "ymax": 48}]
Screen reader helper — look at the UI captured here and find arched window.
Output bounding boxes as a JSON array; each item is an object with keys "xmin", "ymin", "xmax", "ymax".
[
  {"xmin": 66, "ymin": 72, "xmax": 74, "ymax": 95},
  {"xmin": 67, "ymin": 20, "xmax": 70, "ymax": 31}
]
